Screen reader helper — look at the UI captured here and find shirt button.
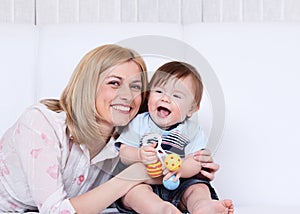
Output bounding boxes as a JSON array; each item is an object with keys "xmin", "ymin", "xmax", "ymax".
[{"xmin": 79, "ymin": 175, "xmax": 85, "ymax": 182}]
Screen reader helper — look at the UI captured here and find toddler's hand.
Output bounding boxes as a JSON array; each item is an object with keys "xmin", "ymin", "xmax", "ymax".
[
  {"xmin": 139, "ymin": 143, "xmax": 158, "ymax": 165},
  {"xmin": 163, "ymin": 170, "xmax": 181, "ymax": 182}
]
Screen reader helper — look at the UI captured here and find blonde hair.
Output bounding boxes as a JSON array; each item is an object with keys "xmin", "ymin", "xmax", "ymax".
[{"xmin": 41, "ymin": 44, "xmax": 148, "ymax": 145}]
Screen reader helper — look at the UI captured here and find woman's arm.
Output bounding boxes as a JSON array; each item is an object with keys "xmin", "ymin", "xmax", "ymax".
[
  {"xmin": 70, "ymin": 162, "xmax": 149, "ymax": 214},
  {"xmin": 13, "ymin": 108, "xmax": 150, "ymax": 213}
]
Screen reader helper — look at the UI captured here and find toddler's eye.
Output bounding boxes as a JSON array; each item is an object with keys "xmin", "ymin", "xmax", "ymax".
[{"xmin": 173, "ymin": 94, "xmax": 182, "ymax": 99}]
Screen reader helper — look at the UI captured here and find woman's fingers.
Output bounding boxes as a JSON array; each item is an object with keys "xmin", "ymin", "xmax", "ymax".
[
  {"xmin": 193, "ymin": 149, "xmax": 213, "ymax": 163},
  {"xmin": 201, "ymin": 162, "xmax": 220, "ymax": 172},
  {"xmin": 199, "ymin": 162, "xmax": 220, "ymax": 181}
]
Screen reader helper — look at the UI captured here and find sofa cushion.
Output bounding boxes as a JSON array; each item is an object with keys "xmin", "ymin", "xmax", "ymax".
[
  {"xmin": 184, "ymin": 23, "xmax": 300, "ymax": 207},
  {"xmin": 0, "ymin": 24, "xmax": 38, "ymax": 136}
]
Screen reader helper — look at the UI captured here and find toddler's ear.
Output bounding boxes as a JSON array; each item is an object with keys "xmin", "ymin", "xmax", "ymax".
[{"xmin": 187, "ymin": 103, "xmax": 200, "ymax": 118}]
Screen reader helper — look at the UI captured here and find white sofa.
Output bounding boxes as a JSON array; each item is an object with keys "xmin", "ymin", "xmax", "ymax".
[{"xmin": 1, "ymin": 23, "xmax": 300, "ymax": 213}]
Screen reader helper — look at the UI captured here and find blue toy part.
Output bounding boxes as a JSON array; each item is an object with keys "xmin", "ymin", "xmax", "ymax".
[{"xmin": 163, "ymin": 175, "xmax": 180, "ymax": 190}]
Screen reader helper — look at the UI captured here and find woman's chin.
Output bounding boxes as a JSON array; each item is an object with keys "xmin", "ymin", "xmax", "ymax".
[
  {"xmin": 112, "ymin": 111, "xmax": 137, "ymax": 127},
  {"xmin": 112, "ymin": 118, "xmax": 131, "ymax": 127}
]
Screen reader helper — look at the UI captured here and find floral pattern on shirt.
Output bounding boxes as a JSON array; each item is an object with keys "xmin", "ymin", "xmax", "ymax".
[{"xmin": 0, "ymin": 104, "xmax": 119, "ymax": 213}]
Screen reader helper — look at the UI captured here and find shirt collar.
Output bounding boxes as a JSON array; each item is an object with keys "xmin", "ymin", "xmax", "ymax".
[{"xmin": 91, "ymin": 136, "xmax": 119, "ymax": 164}]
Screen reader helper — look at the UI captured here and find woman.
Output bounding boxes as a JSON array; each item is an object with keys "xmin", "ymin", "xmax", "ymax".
[{"xmin": 0, "ymin": 44, "xmax": 218, "ymax": 213}]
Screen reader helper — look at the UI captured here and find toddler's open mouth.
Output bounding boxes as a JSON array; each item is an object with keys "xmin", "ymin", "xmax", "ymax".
[{"xmin": 157, "ymin": 106, "xmax": 171, "ymax": 117}]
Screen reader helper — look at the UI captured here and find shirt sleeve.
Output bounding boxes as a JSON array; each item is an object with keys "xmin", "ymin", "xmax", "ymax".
[
  {"xmin": 115, "ymin": 114, "xmax": 145, "ymax": 148},
  {"xmin": 13, "ymin": 107, "xmax": 76, "ymax": 213},
  {"xmin": 184, "ymin": 122, "xmax": 208, "ymax": 155}
]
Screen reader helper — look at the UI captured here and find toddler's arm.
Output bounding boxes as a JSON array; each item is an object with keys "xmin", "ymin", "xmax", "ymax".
[
  {"xmin": 176, "ymin": 154, "xmax": 202, "ymax": 178},
  {"xmin": 119, "ymin": 143, "xmax": 158, "ymax": 166},
  {"xmin": 162, "ymin": 154, "xmax": 200, "ymax": 181}
]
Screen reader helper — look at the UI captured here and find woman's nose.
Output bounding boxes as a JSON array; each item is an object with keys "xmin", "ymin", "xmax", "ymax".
[{"xmin": 119, "ymin": 85, "xmax": 133, "ymax": 100}]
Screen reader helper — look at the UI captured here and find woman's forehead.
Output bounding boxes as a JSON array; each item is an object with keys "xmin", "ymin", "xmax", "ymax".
[{"xmin": 101, "ymin": 61, "xmax": 142, "ymax": 80}]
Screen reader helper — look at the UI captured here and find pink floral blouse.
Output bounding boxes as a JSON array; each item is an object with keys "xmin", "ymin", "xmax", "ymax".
[{"xmin": 0, "ymin": 103, "xmax": 119, "ymax": 213}]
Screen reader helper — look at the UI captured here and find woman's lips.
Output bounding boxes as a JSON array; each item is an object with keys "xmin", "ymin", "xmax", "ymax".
[{"xmin": 111, "ymin": 104, "xmax": 131, "ymax": 113}]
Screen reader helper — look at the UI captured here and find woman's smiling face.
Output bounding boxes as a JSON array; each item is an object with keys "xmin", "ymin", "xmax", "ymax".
[{"xmin": 96, "ymin": 61, "xmax": 143, "ymax": 128}]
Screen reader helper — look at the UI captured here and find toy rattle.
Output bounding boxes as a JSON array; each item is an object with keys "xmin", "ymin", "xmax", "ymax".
[
  {"xmin": 142, "ymin": 133, "xmax": 182, "ymax": 190},
  {"xmin": 163, "ymin": 175, "xmax": 180, "ymax": 190}
]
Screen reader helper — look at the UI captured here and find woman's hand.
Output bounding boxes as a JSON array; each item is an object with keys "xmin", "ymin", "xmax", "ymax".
[{"xmin": 193, "ymin": 149, "xmax": 219, "ymax": 181}]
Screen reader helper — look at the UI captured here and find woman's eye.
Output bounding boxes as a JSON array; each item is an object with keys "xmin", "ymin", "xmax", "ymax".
[
  {"xmin": 131, "ymin": 84, "xmax": 142, "ymax": 90},
  {"xmin": 155, "ymin": 90, "xmax": 162, "ymax": 93},
  {"xmin": 108, "ymin": 81, "xmax": 120, "ymax": 87}
]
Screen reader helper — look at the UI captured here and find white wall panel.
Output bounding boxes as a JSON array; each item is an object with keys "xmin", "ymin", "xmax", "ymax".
[
  {"xmin": 182, "ymin": 0, "xmax": 202, "ymax": 24},
  {"xmin": 121, "ymin": 0, "xmax": 137, "ymax": 22},
  {"xmin": 138, "ymin": 0, "xmax": 158, "ymax": 22},
  {"xmin": 222, "ymin": 0, "xmax": 242, "ymax": 22},
  {"xmin": 99, "ymin": 0, "xmax": 121, "ymax": 22},
  {"xmin": 158, "ymin": 0, "xmax": 180, "ymax": 23},
  {"xmin": 285, "ymin": 0, "xmax": 300, "ymax": 21},
  {"xmin": 203, "ymin": 0, "xmax": 221, "ymax": 22},
  {"xmin": 36, "ymin": 0, "xmax": 58, "ymax": 25},
  {"xmin": 59, "ymin": 0, "xmax": 78, "ymax": 23},
  {"xmin": 14, "ymin": 0, "xmax": 35, "ymax": 24},
  {"xmin": 0, "ymin": 0, "xmax": 13, "ymax": 23},
  {"xmin": 1, "ymin": 1, "xmax": 300, "ymax": 25},
  {"xmin": 263, "ymin": 0, "xmax": 283, "ymax": 21},
  {"xmin": 79, "ymin": 0, "xmax": 99, "ymax": 23},
  {"xmin": 243, "ymin": 0, "xmax": 262, "ymax": 21}
]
